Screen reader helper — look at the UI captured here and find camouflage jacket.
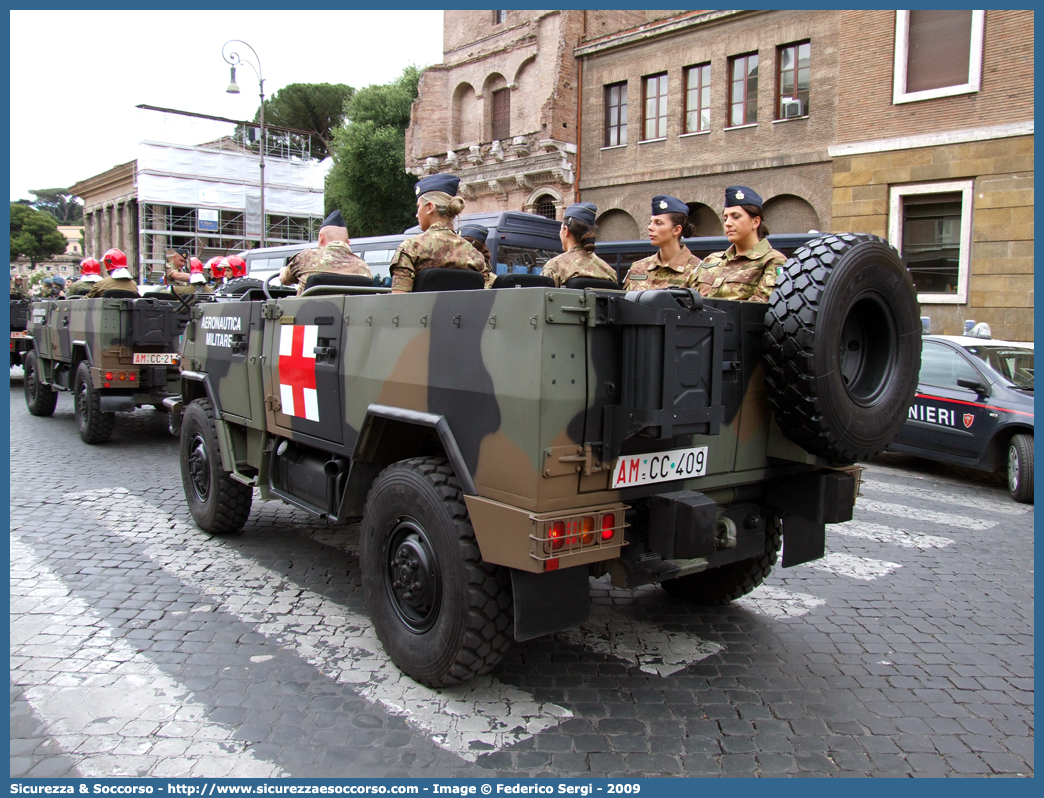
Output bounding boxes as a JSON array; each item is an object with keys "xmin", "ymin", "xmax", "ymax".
[
  {"xmin": 281, "ymin": 241, "xmax": 372, "ymax": 296},
  {"xmin": 541, "ymin": 246, "xmax": 618, "ymax": 288},
  {"xmin": 66, "ymin": 279, "xmax": 96, "ymax": 296},
  {"xmin": 622, "ymin": 245, "xmax": 701, "ymax": 291},
  {"xmin": 390, "ymin": 221, "xmax": 486, "ymax": 292},
  {"xmin": 693, "ymin": 237, "xmax": 784, "ymax": 302},
  {"xmin": 85, "ymin": 277, "xmax": 139, "ymax": 298},
  {"xmin": 164, "ymin": 252, "xmax": 188, "ymax": 285}
]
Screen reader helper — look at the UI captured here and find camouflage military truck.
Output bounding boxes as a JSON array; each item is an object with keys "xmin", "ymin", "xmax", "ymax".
[
  {"xmin": 11, "ymin": 297, "xmax": 32, "ymax": 368},
  {"xmin": 23, "ymin": 291, "xmax": 190, "ymax": 444},
  {"xmin": 172, "ymin": 233, "xmax": 921, "ymax": 687}
]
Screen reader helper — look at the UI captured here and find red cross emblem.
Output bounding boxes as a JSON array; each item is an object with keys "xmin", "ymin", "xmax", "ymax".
[
  {"xmin": 963, "ymin": 413, "xmax": 974, "ymax": 429},
  {"xmin": 278, "ymin": 325, "xmax": 319, "ymax": 421}
]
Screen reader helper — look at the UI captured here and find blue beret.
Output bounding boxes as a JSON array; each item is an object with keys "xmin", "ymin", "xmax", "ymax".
[
  {"xmin": 651, "ymin": 195, "xmax": 688, "ymax": 216},
  {"xmin": 321, "ymin": 209, "xmax": 346, "ymax": 229},
  {"xmin": 458, "ymin": 223, "xmax": 489, "ymax": 244},
  {"xmin": 52, "ymin": 275, "xmax": 66, "ymax": 286},
  {"xmin": 415, "ymin": 173, "xmax": 461, "ymax": 197},
  {"xmin": 564, "ymin": 202, "xmax": 597, "ymax": 227},
  {"xmin": 725, "ymin": 185, "xmax": 763, "ymax": 210}
]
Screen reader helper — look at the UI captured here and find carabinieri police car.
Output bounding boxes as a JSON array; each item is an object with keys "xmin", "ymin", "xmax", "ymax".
[{"xmin": 887, "ymin": 333, "xmax": 1034, "ymax": 503}]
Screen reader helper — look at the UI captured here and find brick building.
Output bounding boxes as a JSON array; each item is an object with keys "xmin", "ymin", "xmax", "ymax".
[
  {"xmin": 830, "ymin": 9, "xmax": 1034, "ymax": 340},
  {"xmin": 405, "ymin": 10, "xmax": 670, "ymax": 219},
  {"xmin": 575, "ymin": 10, "xmax": 839, "ymax": 239}
]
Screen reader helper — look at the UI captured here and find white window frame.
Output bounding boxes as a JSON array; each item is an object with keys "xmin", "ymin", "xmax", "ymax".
[
  {"xmin": 888, "ymin": 180, "xmax": 974, "ymax": 305},
  {"xmin": 893, "ymin": 10, "xmax": 984, "ymax": 104}
]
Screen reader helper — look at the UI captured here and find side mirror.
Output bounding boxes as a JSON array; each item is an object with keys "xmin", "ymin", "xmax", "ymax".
[{"xmin": 957, "ymin": 377, "xmax": 991, "ymax": 398}]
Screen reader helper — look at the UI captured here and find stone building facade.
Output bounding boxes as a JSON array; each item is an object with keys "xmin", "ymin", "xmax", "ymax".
[
  {"xmin": 405, "ymin": 10, "xmax": 670, "ymax": 219},
  {"xmin": 576, "ymin": 10, "xmax": 839, "ymax": 240},
  {"xmin": 830, "ymin": 9, "xmax": 1034, "ymax": 341},
  {"xmin": 70, "ymin": 161, "xmax": 139, "ymax": 277}
]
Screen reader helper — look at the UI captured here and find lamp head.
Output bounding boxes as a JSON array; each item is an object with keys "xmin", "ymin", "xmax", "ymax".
[{"xmin": 226, "ymin": 66, "xmax": 240, "ymax": 94}]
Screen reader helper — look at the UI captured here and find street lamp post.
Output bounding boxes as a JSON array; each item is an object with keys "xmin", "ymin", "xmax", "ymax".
[{"xmin": 222, "ymin": 40, "xmax": 266, "ymax": 248}]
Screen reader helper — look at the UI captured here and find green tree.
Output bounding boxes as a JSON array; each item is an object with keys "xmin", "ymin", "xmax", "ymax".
[
  {"xmin": 27, "ymin": 188, "xmax": 84, "ymax": 224},
  {"xmin": 10, "ymin": 203, "xmax": 68, "ymax": 267},
  {"xmin": 252, "ymin": 83, "xmax": 355, "ymax": 161},
  {"xmin": 325, "ymin": 67, "xmax": 421, "ymax": 237}
]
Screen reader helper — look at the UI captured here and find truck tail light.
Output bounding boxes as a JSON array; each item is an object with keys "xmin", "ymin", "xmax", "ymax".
[
  {"xmin": 601, "ymin": 513, "xmax": 616, "ymax": 541},
  {"xmin": 128, "ymin": 371, "xmax": 136, "ymax": 381},
  {"xmin": 105, "ymin": 371, "xmax": 113, "ymax": 380},
  {"xmin": 549, "ymin": 520, "xmax": 565, "ymax": 550},
  {"xmin": 118, "ymin": 371, "xmax": 126, "ymax": 381},
  {"xmin": 581, "ymin": 515, "xmax": 595, "ymax": 545}
]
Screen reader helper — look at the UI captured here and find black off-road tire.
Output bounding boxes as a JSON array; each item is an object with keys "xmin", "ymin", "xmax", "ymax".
[
  {"xmin": 360, "ymin": 456, "xmax": 513, "ymax": 687},
  {"xmin": 212, "ymin": 277, "xmax": 263, "ymax": 297},
  {"xmin": 763, "ymin": 233, "xmax": 921, "ymax": 463},
  {"xmin": 661, "ymin": 516, "xmax": 782, "ymax": 605},
  {"xmin": 180, "ymin": 398, "xmax": 253, "ymax": 534},
  {"xmin": 1007, "ymin": 433, "xmax": 1033, "ymax": 504},
  {"xmin": 23, "ymin": 351, "xmax": 57, "ymax": 417},
  {"xmin": 74, "ymin": 362, "xmax": 115, "ymax": 444}
]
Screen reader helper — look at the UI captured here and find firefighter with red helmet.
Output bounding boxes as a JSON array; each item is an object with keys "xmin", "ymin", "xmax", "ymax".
[
  {"xmin": 86, "ymin": 249, "xmax": 138, "ymax": 297},
  {"xmin": 224, "ymin": 256, "xmax": 247, "ymax": 279},
  {"xmin": 206, "ymin": 257, "xmax": 227, "ymax": 284},
  {"xmin": 67, "ymin": 258, "xmax": 103, "ymax": 296},
  {"xmin": 173, "ymin": 257, "xmax": 214, "ymax": 297}
]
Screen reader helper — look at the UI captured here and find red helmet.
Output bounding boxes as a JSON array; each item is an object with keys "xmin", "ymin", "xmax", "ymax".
[
  {"xmin": 225, "ymin": 256, "xmax": 247, "ymax": 278},
  {"xmin": 189, "ymin": 257, "xmax": 204, "ymax": 273},
  {"xmin": 205, "ymin": 257, "xmax": 225, "ymax": 278},
  {"xmin": 102, "ymin": 248, "xmax": 128, "ymax": 272},
  {"xmin": 80, "ymin": 258, "xmax": 102, "ymax": 278}
]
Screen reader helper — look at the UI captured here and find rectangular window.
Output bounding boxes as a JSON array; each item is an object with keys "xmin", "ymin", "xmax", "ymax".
[
  {"xmin": 684, "ymin": 63, "xmax": 711, "ymax": 133},
  {"xmin": 604, "ymin": 82, "xmax": 628, "ymax": 147},
  {"xmin": 888, "ymin": 181, "xmax": 974, "ymax": 304},
  {"xmin": 777, "ymin": 41, "xmax": 810, "ymax": 119},
  {"xmin": 642, "ymin": 73, "xmax": 668, "ymax": 140},
  {"xmin": 728, "ymin": 53, "xmax": 758, "ymax": 127},
  {"xmin": 493, "ymin": 11, "xmax": 506, "ymax": 25},
  {"xmin": 491, "ymin": 88, "xmax": 510, "ymax": 142},
  {"xmin": 893, "ymin": 10, "xmax": 984, "ymax": 103}
]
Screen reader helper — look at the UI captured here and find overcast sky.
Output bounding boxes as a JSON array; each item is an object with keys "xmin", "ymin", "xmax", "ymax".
[{"xmin": 8, "ymin": 10, "xmax": 446, "ymax": 201}]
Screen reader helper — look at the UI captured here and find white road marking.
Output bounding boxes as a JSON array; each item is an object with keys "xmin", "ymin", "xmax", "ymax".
[
  {"xmin": 67, "ymin": 488, "xmax": 572, "ymax": 762},
  {"xmin": 735, "ymin": 585, "xmax": 826, "ymax": 620},
  {"xmin": 861, "ymin": 478, "xmax": 1029, "ymax": 516},
  {"xmin": 856, "ymin": 498, "xmax": 998, "ymax": 531},
  {"xmin": 559, "ymin": 610, "xmax": 722, "ymax": 676},
  {"xmin": 10, "ymin": 535, "xmax": 285, "ymax": 778},
  {"xmin": 833, "ymin": 520, "xmax": 955, "ymax": 549},
  {"xmin": 807, "ymin": 552, "xmax": 902, "ymax": 581}
]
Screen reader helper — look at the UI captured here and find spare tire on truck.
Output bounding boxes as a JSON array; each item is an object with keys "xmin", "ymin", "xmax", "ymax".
[
  {"xmin": 763, "ymin": 233, "xmax": 921, "ymax": 463},
  {"xmin": 212, "ymin": 277, "xmax": 263, "ymax": 297}
]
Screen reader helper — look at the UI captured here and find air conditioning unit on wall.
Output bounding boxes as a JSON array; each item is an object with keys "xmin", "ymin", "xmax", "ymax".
[{"xmin": 781, "ymin": 98, "xmax": 806, "ymax": 118}]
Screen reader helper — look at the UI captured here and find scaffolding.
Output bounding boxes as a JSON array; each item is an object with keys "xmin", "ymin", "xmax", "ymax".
[{"xmin": 135, "ymin": 105, "xmax": 328, "ymax": 281}]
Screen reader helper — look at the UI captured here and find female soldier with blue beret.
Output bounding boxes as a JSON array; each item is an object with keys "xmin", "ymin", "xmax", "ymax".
[
  {"xmin": 621, "ymin": 195, "xmax": 701, "ymax": 291},
  {"xmin": 389, "ymin": 174, "xmax": 486, "ymax": 293},
  {"xmin": 694, "ymin": 186, "xmax": 784, "ymax": 302},
  {"xmin": 541, "ymin": 202, "xmax": 618, "ymax": 287}
]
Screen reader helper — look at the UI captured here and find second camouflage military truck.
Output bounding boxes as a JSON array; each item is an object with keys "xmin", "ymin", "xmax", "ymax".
[
  {"xmin": 11, "ymin": 296, "xmax": 32, "ymax": 368},
  {"xmin": 172, "ymin": 233, "xmax": 921, "ymax": 687},
  {"xmin": 23, "ymin": 290, "xmax": 191, "ymax": 443}
]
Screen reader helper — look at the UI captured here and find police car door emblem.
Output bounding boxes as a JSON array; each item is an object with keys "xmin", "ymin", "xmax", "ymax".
[{"xmin": 963, "ymin": 413, "xmax": 974, "ymax": 428}]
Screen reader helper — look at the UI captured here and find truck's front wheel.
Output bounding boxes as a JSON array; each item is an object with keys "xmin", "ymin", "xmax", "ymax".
[
  {"xmin": 661, "ymin": 516, "xmax": 782, "ymax": 604},
  {"xmin": 361, "ymin": 457, "xmax": 513, "ymax": 687},
  {"xmin": 23, "ymin": 351, "xmax": 57, "ymax": 417},
  {"xmin": 74, "ymin": 362, "xmax": 114, "ymax": 444},
  {"xmin": 180, "ymin": 398, "xmax": 253, "ymax": 534}
]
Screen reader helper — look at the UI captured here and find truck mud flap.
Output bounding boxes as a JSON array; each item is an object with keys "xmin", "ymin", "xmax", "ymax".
[
  {"xmin": 510, "ymin": 566, "xmax": 590, "ymax": 642},
  {"xmin": 99, "ymin": 395, "xmax": 136, "ymax": 413},
  {"xmin": 764, "ymin": 470, "xmax": 856, "ymax": 567}
]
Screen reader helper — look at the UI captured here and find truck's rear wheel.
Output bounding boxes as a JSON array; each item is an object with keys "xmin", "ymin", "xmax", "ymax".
[
  {"xmin": 763, "ymin": 234, "xmax": 921, "ymax": 463},
  {"xmin": 74, "ymin": 362, "xmax": 114, "ymax": 444},
  {"xmin": 23, "ymin": 351, "xmax": 57, "ymax": 417},
  {"xmin": 661, "ymin": 516, "xmax": 782, "ymax": 605},
  {"xmin": 361, "ymin": 456, "xmax": 513, "ymax": 687},
  {"xmin": 180, "ymin": 398, "xmax": 253, "ymax": 534}
]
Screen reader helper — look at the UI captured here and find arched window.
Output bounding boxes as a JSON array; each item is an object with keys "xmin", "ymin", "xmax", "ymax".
[{"xmin": 534, "ymin": 195, "xmax": 557, "ymax": 220}]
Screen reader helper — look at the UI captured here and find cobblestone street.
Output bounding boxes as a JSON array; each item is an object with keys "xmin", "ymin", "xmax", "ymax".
[{"xmin": 9, "ymin": 374, "xmax": 1034, "ymax": 778}]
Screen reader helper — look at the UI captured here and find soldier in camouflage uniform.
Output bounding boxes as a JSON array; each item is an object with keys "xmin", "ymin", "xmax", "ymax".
[
  {"xmin": 164, "ymin": 246, "xmax": 191, "ymax": 286},
  {"xmin": 86, "ymin": 249, "xmax": 138, "ymax": 297},
  {"xmin": 10, "ymin": 273, "xmax": 28, "ymax": 299},
  {"xmin": 67, "ymin": 257, "xmax": 103, "ymax": 296},
  {"xmin": 459, "ymin": 223, "xmax": 495, "ymax": 288},
  {"xmin": 390, "ymin": 174, "xmax": 485, "ymax": 293},
  {"xmin": 622, "ymin": 195, "xmax": 702, "ymax": 291},
  {"xmin": 693, "ymin": 186, "xmax": 783, "ymax": 303},
  {"xmin": 541, "ymin": 202, "xmax": 618, "ymax": 287},
  {"xmin": 173, "ymin": 258, "xmax": 214, "ymax": 297},
  {"xmin": 280, "ymin": 210, "xmax": 371, "ymax": 295}
]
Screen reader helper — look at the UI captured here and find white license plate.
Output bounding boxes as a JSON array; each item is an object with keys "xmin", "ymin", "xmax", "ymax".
[
  {"xmin": 10, "ymin": 331, "xmax": 28, "ymax": 339},
  {"xmin": 133, "ymin": 353, "xmax": 178, "ymax": 365},
  {"xmin": 611, "ymin": 446, "xmax": 708, "ymax": 489}
]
